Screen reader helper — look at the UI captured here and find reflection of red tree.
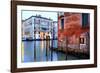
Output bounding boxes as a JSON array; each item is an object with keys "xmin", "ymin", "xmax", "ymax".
[
  {"xmin": 58, "ymin": 13, "xmax": 89, "ymax": 39},
  {"xmin": 58, "ymin": 13, "xmax": 89, "ymax": 49},
  {"xmin": 63, "ymin": 23, "xmax": 89, "ymax": 37},
  {"xmin": 63, "ymin": 23, "xmax": 81, "ymax": 37},
  {"xmin": 59, "ymin": 23, "xmax": 89, "ymax": 41},
  {"xmin": 58, "ymin": 13, "xmax": 90, "ymax": 58},
  {"xmin": 63, "ymin": 13, "xmax": 82, "ymax": 37}
]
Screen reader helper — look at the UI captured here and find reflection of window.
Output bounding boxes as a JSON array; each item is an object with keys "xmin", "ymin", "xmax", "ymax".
[
  {"xmin": 80, "ymin": 38, "xmax": 84, "ymax": 44},
  {"xmin": 61, "ymin": 18, "xmax": 64, "ymax": 29}
]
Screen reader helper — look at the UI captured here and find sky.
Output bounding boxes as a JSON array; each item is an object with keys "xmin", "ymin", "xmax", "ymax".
[{"xmin": 22, "ymin": 10, "xmax": 58, "ymax": 21}]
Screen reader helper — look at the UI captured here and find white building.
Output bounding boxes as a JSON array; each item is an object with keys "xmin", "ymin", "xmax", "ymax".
[{"xmin": 22, "ymin": 15, "xmax": 57, "ymax": 40}]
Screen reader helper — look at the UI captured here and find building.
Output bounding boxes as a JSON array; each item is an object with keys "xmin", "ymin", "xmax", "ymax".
[
  {"xmin": 22, "ymin": 15, "xmax": 57, "ymax": 40},
  {"xmin": 58, "ymin": 12, "xmax": 90, "ymax": 55}
]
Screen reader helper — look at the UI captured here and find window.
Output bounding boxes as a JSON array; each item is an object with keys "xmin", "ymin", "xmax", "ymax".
[
  {"xmin": 34, "ymin": 18, "xmax": 40, "ymax": 24},
  {"xmin": 61, "ymin": 18, "xmax": 64, "ymax": 29},
  {"xmin": 80, "ymin": 38, "xmax": 84, "ymax": 44},
  {"xmin": 29, "ymin": 22, "xmax": 32, "ymax": 25},
  {"xmin": 25, "ymin": 32, "xmax": 30, "ymax": 35},
  {"xmin": 82, "ymin": 13, "xmax": 89, "ymax": 27},
  {"xmin": 39, "ymin": 32, "xmax": 40, "ymax": 34},
  {"xmin": 34, "ymin": 31, "xmax": 36, "ymax": 34}
]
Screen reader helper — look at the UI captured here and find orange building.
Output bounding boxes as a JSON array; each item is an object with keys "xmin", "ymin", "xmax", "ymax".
[{"xmin": 58, "ymin": 12, "xmax": 90, "ymax": 55}]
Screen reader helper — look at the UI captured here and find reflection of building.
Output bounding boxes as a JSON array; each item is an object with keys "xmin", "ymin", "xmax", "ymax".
[
  {"xmin": 58, "ymin": 12, "xmax": 90, "ymax": 55},
  {"xmin": 22, "ymin": 15, "xmax": 57, "ymax": 40}
]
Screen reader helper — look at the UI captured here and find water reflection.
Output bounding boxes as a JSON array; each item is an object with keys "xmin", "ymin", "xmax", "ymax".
[{"xmin": 22, "ymin": 40, "xmax": 78, "ymax": 62}]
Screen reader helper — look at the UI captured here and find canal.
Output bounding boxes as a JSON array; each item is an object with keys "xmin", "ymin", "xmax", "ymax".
[{"xmin": 22, "ymin": 40, "xmax": 79, "ymax": 62}]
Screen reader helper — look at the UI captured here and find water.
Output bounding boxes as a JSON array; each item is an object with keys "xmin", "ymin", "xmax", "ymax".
[{"xmin": 22, "ymin": 40, "xmax": 79, "ymax": 62}]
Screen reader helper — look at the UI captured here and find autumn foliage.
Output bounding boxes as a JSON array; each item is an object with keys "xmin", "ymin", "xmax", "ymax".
[{"xmin": 58, "ymin": 13, "xmax": 89, "ymax": 43}]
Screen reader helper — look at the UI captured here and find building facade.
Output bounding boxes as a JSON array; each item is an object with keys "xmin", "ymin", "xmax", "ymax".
[
  {"xmin": 22, "ymin": 15, "xmax": 57, "ymax": 40},
  {"xmin": 58, "ymin": 12, "xmax": 90, "ymax": 55}
]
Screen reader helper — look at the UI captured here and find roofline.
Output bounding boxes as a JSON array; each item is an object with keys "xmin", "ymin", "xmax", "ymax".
[{"xmin": 22, "ymin": 15, "xmax": 53, "ymax": 22}]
